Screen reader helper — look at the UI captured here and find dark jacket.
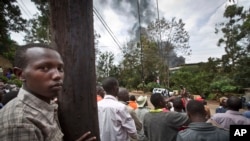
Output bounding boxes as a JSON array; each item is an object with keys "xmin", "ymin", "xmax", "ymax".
[{"xmin": 177, "ymin": 122, "xmax": 229, "ymax": 141}]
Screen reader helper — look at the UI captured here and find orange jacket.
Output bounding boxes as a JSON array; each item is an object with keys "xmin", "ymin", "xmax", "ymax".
[{"xmin": 128, "ymin": 101, "xmax": 138, "ymax": 110}]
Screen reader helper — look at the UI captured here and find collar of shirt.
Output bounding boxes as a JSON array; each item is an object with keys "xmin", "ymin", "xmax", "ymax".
[
  {"xmin": 225, "ymin": 110, "xmax": 243, "ymax": 115},
  {"xmin": 150, "ymin": 108, "xmax": 163, "ymax": 113},
  {"xmin": 104, "ymin": 95, "xmax": 118, "ymax": 101},
  {"xmin": 17, "ymin": 88, "xmax": 58, "ymax": 120}
]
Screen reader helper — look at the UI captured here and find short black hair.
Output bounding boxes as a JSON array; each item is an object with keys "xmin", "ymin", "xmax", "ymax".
[
  {"xmin": 102, "ymin": 77, "xmax": 118, "ymax": 94},
  {"xmin": 117, "ymin": 87, "xmax": 129, "ymax": 102},
  {"xmin": 173, "ymin": 97, "xmax": 184, "ymax": 110},
  {"xmin": 129, "ymin": 95, "xmax": 136, "ymax": 101},
  {"xmin": 227, "ymin": 96, "xmax": 242, "ymax": 111},
  {"xmin": 150, "ymin": 93, "xmax": 164, "ymax": 108},
  {"xmin": 14, "ymin": 43, "xmax": 54, "ymax": 69},
  {"xmin": 186, "ymin": 100, "xmax": 206, "ymax": 116}
]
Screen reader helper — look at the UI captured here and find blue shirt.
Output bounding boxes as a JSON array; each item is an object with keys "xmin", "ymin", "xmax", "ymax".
[{"xmin": 243, "ymin": 110, "xmax": 250, "ymax": 118}]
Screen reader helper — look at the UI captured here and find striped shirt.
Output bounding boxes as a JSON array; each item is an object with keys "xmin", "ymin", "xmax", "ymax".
[{"xmin": 0, "ymin": 88, "xmax": 63, "ymax": 141}]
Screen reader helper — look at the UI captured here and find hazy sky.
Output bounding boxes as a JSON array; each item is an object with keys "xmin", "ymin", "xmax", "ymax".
[{"xmin": 11, "ymin": 0, "xmax": 250, "ymax": 64}]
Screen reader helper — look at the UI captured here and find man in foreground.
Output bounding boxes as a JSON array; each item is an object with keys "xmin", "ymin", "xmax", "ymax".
[
  {"xmin": 177, "ymin": 100, "xmax": 229, "ymax": 141},
  {"xmin": 0, "ymin": 44, "xmax": 96, "ymax": 141}
]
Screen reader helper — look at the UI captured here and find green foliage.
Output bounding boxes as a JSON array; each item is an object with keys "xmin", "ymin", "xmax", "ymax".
[
  {"xmin": 216, "ymin": 5, "xmax": 250, "ymax": 74},
  {"xmin": 207, "ymin": 93, "xmax": 217, "ymax": 100},
  {"xmin": 0, "ymin": 75, "xmax": 22, "ymax": 87},
  {"xmin": 96, "ymin": 51, "xmax": 116, "ymax": 82},
  {"xmin": 210, "ymin": 76, "xmax": 238, "ymax": 93},
  {"xmin": 24, "ymin": 14, "xmax": 50, "ymax": 43},
  {"xmin": 0, "ymin": 1, "xmax": 26, "ymax": 60},
  {"xmin": 170, "ymin": 64, "xmax": 216, "ymax": 95},
  {"xmin": 233, "ymin": 56, "xmax": 250, "ymax": 88}
]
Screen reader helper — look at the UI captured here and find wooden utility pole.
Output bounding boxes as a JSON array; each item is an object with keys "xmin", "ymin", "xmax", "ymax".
[{"xmin": 49, "ymin": 1, "xmax": 100, "ymax": 141}]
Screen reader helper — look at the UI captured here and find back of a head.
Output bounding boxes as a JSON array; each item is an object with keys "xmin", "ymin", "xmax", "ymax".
[
  {"xmin": 173, "ymin": 97, "xmax": 184, "ymax": 110},
  {"xmin": 150, "ymin": 93, "xmax": 164, "ymax": 108},
  {"xmin": 187, "ymin": 100, "xmax": 206, "ymax": 117},
  {"xmin": 227, "ymin": 96, "xmax": 242, "ymax": 111},
  {"xmin": 15, "ymin": 43, "xmax": 54, "ymax": 69},
  {"xmin": 117, "ymin": 87, "xmax": 129, "ymax": 102},
  {"xmin": 102, "ymin": 77, "xmax": 119, "ymax": 95},
  {"xmin": 96, "ymin": 85, "xmax": 105, "ymax": 98},
  {"xmin": 129, "ymin": 95, "xmax": 136, "ymax": 101}
]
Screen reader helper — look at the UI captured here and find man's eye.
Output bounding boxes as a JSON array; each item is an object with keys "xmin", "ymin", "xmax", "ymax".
[
  {"xmin": 58, "ymin": 67, "xmax": 64, "ymax": 72},
  {"xmin": 40, "ymin": 66, "xmax": 49, "ymax": 71}
]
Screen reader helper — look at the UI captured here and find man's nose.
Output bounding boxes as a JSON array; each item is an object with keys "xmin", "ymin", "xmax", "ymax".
[{"xmin": 51, "ymin": 69, "xmax": 63, "ymax": 80}]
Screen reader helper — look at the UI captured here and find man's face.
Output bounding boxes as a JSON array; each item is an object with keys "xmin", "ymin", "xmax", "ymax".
[{"xmin": 21, "ymin": 47, "xmax": 64, "ymax": 102}]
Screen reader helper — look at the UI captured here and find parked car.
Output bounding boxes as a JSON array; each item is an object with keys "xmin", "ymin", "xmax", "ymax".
[{"xmin": 152, "ymin": 88, "xmax": 169, "ymax": 97}]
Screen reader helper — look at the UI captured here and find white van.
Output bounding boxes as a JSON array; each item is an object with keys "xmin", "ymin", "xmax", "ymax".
[{"xmin": 152, "ymin": 88, "xmax": 169, "ymax": 97}]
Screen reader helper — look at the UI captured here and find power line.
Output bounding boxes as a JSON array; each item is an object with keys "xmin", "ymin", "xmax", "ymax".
[
  {"xmin": 93, "ymin": 7, "xmax": 122, "ymax": 50},
  {"xmin": 16, "ymin": 0, "xmax": 33, "ymax": 19},
  {"xmin": 20, "ymin": 0, "xmax": 33, "ymax": 17}
]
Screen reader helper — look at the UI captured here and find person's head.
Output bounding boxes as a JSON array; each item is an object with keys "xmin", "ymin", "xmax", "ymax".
[
  {"xmin": 117, "ymin": 87, "xmax": 129, "ymax": 103},
  {"xmin": 220, "ymin": 98, "xmax": 228, "ymax": 107},
  {"xmin": 129, "ymin": 95, "xmax": 136, "ymax": 101},
  {"xmin": 13, "ymin": 43, "xmax": 64, "ymax": 103},
  {"xmin": 226, "ymin": 96, "xmax": 242, "ymax": 111},
  {"xmin": 96, "ymin": 85, "xmax": 105, "ymax": 98},
  {"xmin": 173, "ymin": 97, "xmax": 184, "ymax": 112},
  {"xmin": 102, "ymin": 77, "xmax": 119, "ymax": 97},
  {"xmin": 150, "ymin": 93, "xmax": 165, "ymax": 109},
  {"xmin": 186, "ymin": 100, "xmax": 207, "ymax": 122}
]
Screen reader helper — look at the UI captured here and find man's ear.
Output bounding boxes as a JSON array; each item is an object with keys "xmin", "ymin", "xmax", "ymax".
[{"xmin": 13, "ymin": 67, "xmax": 23, "ymax": 80}]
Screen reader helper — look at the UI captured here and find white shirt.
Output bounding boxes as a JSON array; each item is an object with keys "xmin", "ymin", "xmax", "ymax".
[{"xmin": 98, "ymin": 95, "xmax": 137, "ymax": 141}]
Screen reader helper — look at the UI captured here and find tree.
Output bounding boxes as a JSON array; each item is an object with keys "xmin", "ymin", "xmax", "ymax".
[
  {"xmin": 170, "ymin": 65, "xmax": 212, "ymax": 95},
  {"xmin": 49, "ymin": 0, "xmax": 99, "ymax": 140},
  {"xmin": 233, "ymin": 55, "xmax": 250, "ymax": 88},
  {"xmin": 96, "ymin": 51, "xmax": 115, "ymax": 82},
  {"xmin": 147, "ymin": 18, "xmax": 191, "ymax": 56},
  {"xmin": 24, "ymin": 13, "xmax": 50, "ymax": 43},
  {"xmin": 119, "ymin": 40, "xmax": 142, "ymax": 89},
  {"xmin": 141, "ymin": 36, "xmax": 163, "ymax": 84},
  {"xmin": 216, "ymin": 5, "xmax": 250, "ymax": 74},
  {"xmin": 146, "ymin": 18, "xmax": 191, "ymax": 87},
  {"xmin": 0, "ymin": 0, "xmax": 26, "ymax": 56}
]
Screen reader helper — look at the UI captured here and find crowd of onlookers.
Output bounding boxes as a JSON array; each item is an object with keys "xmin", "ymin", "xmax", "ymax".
[
  {"xmin": 1, "ymin": 44, "xmax": 250, "ymax": 141},
  {"xmin": 96, "ymin": 78, "xmax": 250, "ymax": 141},
  {"xmin": 1, "ymin": 68, "xmax": 250, "ymax": 141},
  {"xmin": 0, "ymin": 74, "xmax": 19, "ymax": 109}
]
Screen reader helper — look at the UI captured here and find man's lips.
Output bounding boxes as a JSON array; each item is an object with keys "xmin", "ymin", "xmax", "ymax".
[{"xmin": 50, "ymin": 83, "xmax": 63, "ymax": 90}]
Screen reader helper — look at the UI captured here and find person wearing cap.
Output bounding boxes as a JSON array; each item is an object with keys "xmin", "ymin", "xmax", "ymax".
[
  {"xmin": 135, "ymin": 95, "xmax": 149, "ymax": 141},
  {"xmin": 243, "ymin": 101, "xmax": 250, "ymax": 118}
]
